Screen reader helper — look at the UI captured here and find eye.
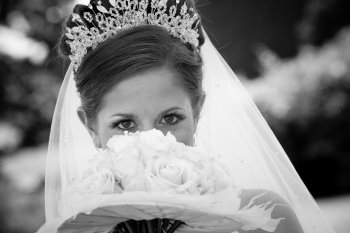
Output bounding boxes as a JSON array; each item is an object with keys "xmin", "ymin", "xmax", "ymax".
[
  {"xmin": 161, "ymin": 113, "xmax": 185, "ymax": 125},
  {"xmin": 113, "ymin": 119, "xmax": 136, "ymax": 130}
]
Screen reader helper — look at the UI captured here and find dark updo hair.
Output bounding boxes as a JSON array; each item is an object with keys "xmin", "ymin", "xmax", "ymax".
[{"xmin": 59, "ymin": 0, "xmax": 205, "ymax": 120}]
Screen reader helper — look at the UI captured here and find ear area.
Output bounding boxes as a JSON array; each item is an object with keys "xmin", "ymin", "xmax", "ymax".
[{"xmin": 77, "ymin": 106, "xmax": 102, "ymax": 148}]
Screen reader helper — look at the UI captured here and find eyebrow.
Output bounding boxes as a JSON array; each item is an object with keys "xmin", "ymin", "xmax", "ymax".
[
  {"xmin": 110, "ymin": 106, "xmax": 185, "ymax": 119},
  {"xmin": 110, "ymin": 113, "xmax": 137, "ymax": 119},
  {"xmin": 160, "ymin": 106, "xmax": 185, "ymax": 115}
]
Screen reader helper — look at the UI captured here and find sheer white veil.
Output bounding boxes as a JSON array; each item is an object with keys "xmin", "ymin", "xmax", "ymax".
[{"xmin": 44, "ymin": 29, "xmax": 335, "ymax": 233}]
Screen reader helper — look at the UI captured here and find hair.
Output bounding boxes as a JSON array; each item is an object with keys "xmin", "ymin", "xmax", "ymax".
[{"xmin": 58, "ymin": 0, "xmax": 205, "ymax": 120}]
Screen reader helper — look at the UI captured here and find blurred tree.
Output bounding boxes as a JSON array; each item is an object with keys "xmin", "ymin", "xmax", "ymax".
[
  {"xmin": 298, "ymin": 0, "xmax": 350, "ymax": 46},
  {"xmin": 199, "ymin": 0, "xmax": 350, "ymax": 78},
  {"xmin": 244, "ymin": 28, "xmax": 350, "ymax": 197},
  {"xmin": 0, "ymin": 0, "xmax": 69, "ymax": 151},
  {"xmin": 199, "ymin": 0, "xmax": 307, "ymax": 77}
]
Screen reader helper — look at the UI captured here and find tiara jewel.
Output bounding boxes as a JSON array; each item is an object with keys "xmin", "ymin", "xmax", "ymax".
[{"xmin": 65, "ymin": 0, "xmax": 200, "ymax": 72}]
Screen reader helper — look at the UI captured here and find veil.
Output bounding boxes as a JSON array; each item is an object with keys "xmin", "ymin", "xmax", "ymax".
[{"xmin": 44, "ymin": 30, "xmax": 336, "ymax": 233}]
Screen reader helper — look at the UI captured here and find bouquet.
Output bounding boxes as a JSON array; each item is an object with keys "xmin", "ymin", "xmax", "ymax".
[{"xmin": 47, "ymin": 129, "xmax": 281, "ymax": 233}]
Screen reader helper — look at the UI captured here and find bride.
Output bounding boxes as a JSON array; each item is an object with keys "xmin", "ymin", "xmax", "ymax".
[{"xmin": 38, "ymin": 0, "xmax": 335, "ymax": 232}]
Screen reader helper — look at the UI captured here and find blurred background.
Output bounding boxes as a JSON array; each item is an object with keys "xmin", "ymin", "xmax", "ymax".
[{"xmin": 0, "ymin": 0, "xmax": 349, "ymax": 232}]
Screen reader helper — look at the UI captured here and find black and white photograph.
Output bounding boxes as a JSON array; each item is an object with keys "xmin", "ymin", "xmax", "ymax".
[{"xmin": 0, "ymin": 0, "xmax": 349, "ymax": 232}]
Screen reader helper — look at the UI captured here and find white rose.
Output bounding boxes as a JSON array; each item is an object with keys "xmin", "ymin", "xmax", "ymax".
[
  {"xmin": 61, "ymin": 168, "xmax": 119, "ymax": 216},
  {"xmin": 111, "ymin": 147, "xmax": 147, "ymax": 191},
  {"xmin": 139, "ymin": 129, "xmax": 177, "ymax": 156},
  {"xmin": 180, "ymin": 150, "xmax": 232, "ymax": 194},
  {"xmin": 196, "ymin": 157, "xmax": 232, "ymax": 193},
  {"xmin": 145, "ymin": 156, "xmax": 199, "ymax": 193},
  {"xmin": 65, "ymin": 168, "xmax": 116, "ymax": 196},
  {"xmin": 123, "ymin": 176, "xmax": 148, "ymax": 191},
  {"xmin": 106, "ymin": 133, "xmax": 139, "ymax": 154},
  {"xmin": 89, "ymin": 150, "xmax": 114, "ymax": 171}
]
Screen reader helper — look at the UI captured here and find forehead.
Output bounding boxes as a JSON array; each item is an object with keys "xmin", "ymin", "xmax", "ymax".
[{"xmin": 98, "ymin": 67, "xmax": 192, "ymax": 118}]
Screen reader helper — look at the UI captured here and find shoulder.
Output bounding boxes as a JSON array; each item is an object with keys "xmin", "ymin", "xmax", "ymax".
[{"xmin": 239, "ymin": 189, "xmax": 304, "ymax": 233}]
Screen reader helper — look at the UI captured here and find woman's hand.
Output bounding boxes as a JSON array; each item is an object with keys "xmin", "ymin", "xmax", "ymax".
[{"xmin": 238, "ymin": 189, "xmax": 304, "ymax": 233}]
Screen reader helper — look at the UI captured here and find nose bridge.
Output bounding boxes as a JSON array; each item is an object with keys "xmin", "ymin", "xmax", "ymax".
[
  {"xmin": 139, "ymin": 119, "xmax": 167, "ymax": 134},
  {"xmin": 139, "ymin": 119, "xmax": 156, "ymax": 132}
]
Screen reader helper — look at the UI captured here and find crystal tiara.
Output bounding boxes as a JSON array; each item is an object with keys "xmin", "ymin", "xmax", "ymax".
[{"xmin": 65, "ymin": 0, "xmax": 200, "ymax": 72}]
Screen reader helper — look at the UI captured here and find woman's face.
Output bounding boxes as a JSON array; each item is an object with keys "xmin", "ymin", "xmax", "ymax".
[{"xmin": 81, "ymin": 66, "xmax": 202, "ymax": 148}]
